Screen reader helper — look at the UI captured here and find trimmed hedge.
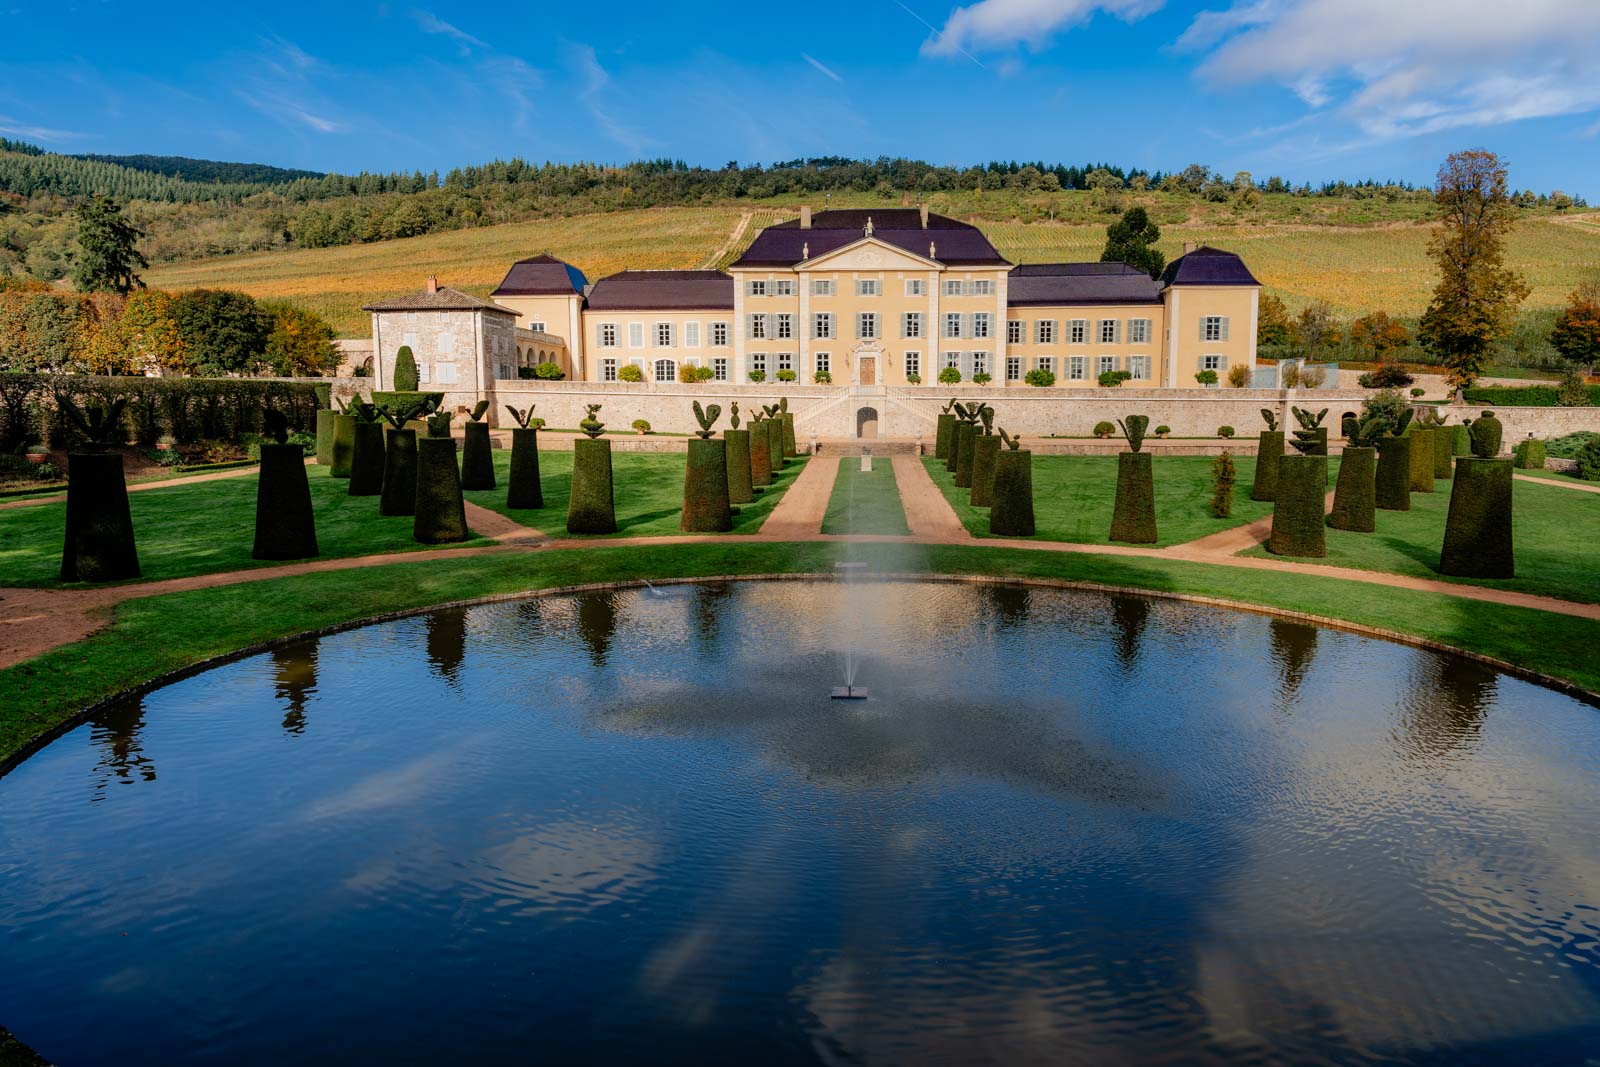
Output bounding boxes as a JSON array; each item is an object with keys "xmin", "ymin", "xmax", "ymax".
[
  {"xmin": 60, "ymin": 451, "xmax": 140, "ymax": 582},
  {"xmin": 371, "ymin": 390, "xmax": 444, "ymax": 413},
  {"xmin": 946, "ymin": 421, "xmax": 964, "ymax": 472},
  {"xmin": 380, "ymin": 427, "xmax": 419, "ymax": 516},
  {"xmin": 989, "ymin": 449, "xmax": 1035, "ymax": 536},
  {"xmin": 315, "ymin": 409, "xmax": 335, "ymax": 466},
  {"xmin": 970, "ymin": 433, "xmax": 1001, "ymax": 507},
  {"xmin": 934, "ymin": 413, "xmax": 955, "ymax": 460},
  {"xmin": 253, "ymin": 443, "xmax": 318, "ymax": 560},
  {"xmin": 1109, "ymin": 450, "xmax": 1157, "ymax": 544},
  {"xmin": 1450, "ymin": 424, "xmax": 1470, "ymax": 457},
  {"xmin": 460, "ymin": 421, "xmax": 495, "ymax": 491},
  {"xmin": 1251, "ymin": 430, "xmax": 1283, "ymax": 501},
  {"xmin": 953, "ymin": 422, "xmax": 977, "ymax": 488},
  {"xmin": 413, "ymin": 436, "xmax": 469, "ymax": 543},
  {"xmin": 1461, "ymin": 384, "xmax": 1600, "ymax": 407},
  {"xmin": 506, "ymin": 427, "xmax": 543, "ymax": 509},
  {"xmin": 347, "ymin": 422, "xmax": 385, "ymax": 496},
  {"xmin": 1439, "ymin": 458, "xmax": 1514, "ymax": 578},
  {"xmin": 1327, "ymin": 446, "xmax": 1375, "ymax": 532},
  {"xmin": 329, "ymin": 413, "xmax": 355, "ymax": 479},
  {"xmin": 567, "ymin": 437, "xmax": 618, "ymax": 534},
  {"xmin": 1407, "ymin": 427, "xmax": 1434, "ymax": 493},
  {"xmin": 782, "ymin": 412, "xmax": 797, "ymax": 457},
  {"xmin": 1512, "ymin": 438, "xmax": 1546, "ymax": 469},
  {"xmin": 767, "ymin": 415, "xmax": 785, "ymax": 473},
  {"xmin": 749, "ymin": 420, "xmax": 773, "ymax": 487},
  {"xmin": 1268, "ymin": 455, "xmax": 1327, "ymax": 557},
  {"xmin": 1374, "ymin": 435, "xmax": 1412, "ymax": 511},
  {"xmin": 1431, "ymin": 426, "xmax": 1454, "ymax": 479},
  {"xmin": 724, "ymin": 428, "xmax": 754, "ymax": 504},
  {"xmin": 681, "ymin": 437, "xmax": 733, "ymax": 532}
]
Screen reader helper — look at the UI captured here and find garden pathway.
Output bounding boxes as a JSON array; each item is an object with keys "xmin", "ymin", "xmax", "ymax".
[
  {"xmin": 892, "ymin": 455, "xmax": 972, "ymax": 540},
  {"xmin": 1514, "ymin": 473, "xmax": 1600, "ymax": 494}
]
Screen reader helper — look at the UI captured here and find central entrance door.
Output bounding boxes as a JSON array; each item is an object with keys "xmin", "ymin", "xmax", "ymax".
[{"xmin": 859, "ymin": 356, "xmax": 877, "ymax": 386}]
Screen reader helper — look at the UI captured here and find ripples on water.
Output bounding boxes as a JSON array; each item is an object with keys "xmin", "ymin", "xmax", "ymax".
[{"xmin": 1, "ymin": 580, "xmax": 1598, "ymax": 1065}]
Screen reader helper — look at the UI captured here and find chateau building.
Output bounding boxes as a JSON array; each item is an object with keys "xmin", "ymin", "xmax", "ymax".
[{"xmin": 365, "ymin": 209, "xmax": 1260, "ymax": 393}]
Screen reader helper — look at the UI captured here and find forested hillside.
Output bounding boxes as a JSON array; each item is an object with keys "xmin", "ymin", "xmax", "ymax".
[{"xmin": 71, "ymin": 154, "xmax": 326, "ymax": 185}]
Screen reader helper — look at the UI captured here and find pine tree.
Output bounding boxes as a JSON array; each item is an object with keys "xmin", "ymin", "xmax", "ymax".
[
  {"xmin": 1100, "ymin": 207, "xmax": 1165, "ymax": 279},
  {"xmin": 71, "ymin": 195, "xmax": 148, "ymax": 294}
]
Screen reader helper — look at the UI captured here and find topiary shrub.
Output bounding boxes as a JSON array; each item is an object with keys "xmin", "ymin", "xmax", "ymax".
[
  {"xmin": 781, "ymin": 407, "xmax": 797, "ymax": 457},
  {"xmin": 747, "ymin": 369, "xmax": 766, "ymax": 383},
  {"xmin": 253, "ymin": 411, "xmax": 318, "ymax": 560},
  {"xmin": 681, "ymin": 402, "xmax": 732, "ymax": 532},
  {"xmin": 1512, "ymin": 438, "xmax": 1546, "ymax": 469},
  {"xmin": 1374, "ymin": 432, "xmax": 1412, "ymax": 511},
  {"xmin": 1410, "ymin": 387, "xmax": 1426, "ymax": 398},
  {"xmin": 763, "ymin": 404, "xmax": 786, "ymax": 472},
  {"xmin": 371, "ymin": 390, "xmax": 444, "ymax": 413},
  {"xmin": 776, "ymin": 368, "xmax": 797, "ymax": 382},
  {"xmin": 1110, "ymin": 451, "xmax": 1157, "ymax": 543},
  {"xmin": 379, "ymin": 421, "xmax": 420, "ymax": 516},
  {"xmin": 393, "ymin": 345, "xmax": 420, "ymax": 392},
  {"xmin": 1358, "ymin": 363, "xmax": 1415, "ymax": 389},
  {"xmin": 813, "ymin": 370, "xmax": 832, "ymax": 384},
  {"xmin": 1268, "ymin": 455, "xmax": 1327, "ymax": 557},
  {"xmin": 1469, "ymin": 410, "xmax": 1503, "ymax": 457},
  {"xmin": 567, "ymin": 437, "xmax": 618, "ymax": 534},
  {"xmin": 618, "ymin": 364, "xmax": 645, "ymax": 383},
  {"xmin": 56, "ymin": 396, "xmax": 140, "ymax": 582},
  {"xmin": 906, "ymin": 372, "xmax": 922, "ymax": 385},
  {"xmin": 1155, "ymin": 425, "xmax": 1170, "ymax": 438},
  {"xmin": 346, "ymin": 403, "xmax": 386, "ymax": 497},
  {"xmin": 973, "ymin": 372, "xmax": 993, "ymax": 386},
  {"xmin": 938, "ymin": 366, "xmax": 962, "ymax": 384},
  {"xmin": 953, "ymin": 416, "xmax": 978, "ymax": 488},
  {"xmin": 748, "ymin": 417, "xmax": 773, "ymax": 487},
  {"xmin": 1024, "ymin": 368, "xmax": 1056, "ymax": 387},
  {"xmin": 315, "ymin": 408, "xmax": 335, "ymax": 466},
  {"xmin": 970, "ymin": 431, "xmax": 1001, "ymax": 506},
  {"xmin": 504, "ymin": 404, "xmax": 543, "ymax": 510},
  {"xmin": 413, "ymin": 433, "xmax": 469, "ymax": 544},
  {"xmin": 1406, "ymin": 424, "xmax": 1435, "ymax": 493},
  {"xmin": 460, "ymin": 401, "xmax": 495, "ymax": 491},
  {"xmin": 1099, "ymin": 370, "xmax": 1131, "ymax": 387},
  {"xmin": 533, "ymin": 362, "xmax": 564, "ymax": 380},
  {"xmin": 724, "ymin": 403, "xmax": 754, "ymax": 504},
  {"xmin": 1439, "ymin": 457, "xmax": 1514, "ymax": 578},
  {"xmin": 934, "ymin": 402, "xmax": 956, "ymax": 460},
  {"xmin": 1093, "ymin": 421, "xmax": 1115, "ymax": 439},
  {"xmin": 1252, "ymin": 428, "xmax": 1284, "ymax": 501},
  {"xmin": 1194, "ymin": 369, "xmax": 1219, "ymax": 386},
  {"xmin": 329, "ymin": 407, "xmax": 356, "ymax": 479},
  {"xmin": 1329, "ymin": 411, "xmax": 1390, "ymax": 533},
  {"xmin": 1217, "ymin": 425, "xmax": 1235, "ymax": 439},
  {"xmin": 989, "ymin": 430, "xmax": 1034, "ymax": 536},
  {"xmin": 1210, "ymin": 451, "xmax": 1235, "ymax": 518},
  {"xmin": 1227, "ymin": 364, "xmax": 1251, "ymax": 387}
]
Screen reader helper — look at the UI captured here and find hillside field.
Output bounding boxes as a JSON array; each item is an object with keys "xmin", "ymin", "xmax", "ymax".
[{"xmin": 145, "ymin": 201, "xmax": 1600, "ymax": 338}]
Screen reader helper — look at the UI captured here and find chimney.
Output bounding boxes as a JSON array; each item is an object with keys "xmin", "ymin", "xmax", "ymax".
[
  {"xmin": 1181, "ymin": 241, "xmax": 1196, "ymax": 255},
  {"xmin": 920, "ymin": 204, "xmax": 929, "ymax": 229},
  {"xmin": 799, "ymin": 205, "xmax": 812, "ymax": 229},
  {"xmin": 425, "ymin": 274, "xmax": 439, "ymax": 294}
]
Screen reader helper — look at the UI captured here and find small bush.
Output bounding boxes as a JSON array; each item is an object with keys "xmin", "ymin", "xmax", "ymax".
[
  {"xmin": 1359, "ymin": 363, "xmax": 1415, "ymax": 389},
  {"xmin": 1410, "ymin": 387, "xmax": 1426, "ymax": 397},
  {"xmin": 517, "ymin": 366, "xmax": 535, "ymax": 379},
  {"xmin": 1299, "ymin": 366, "xmax": 1326, "ymax": 388},
  {"xmin": 747, "ymin": 369, "xmax": 766, "ymax": 383},
  {"xmin": 1513, "ymin": 438, "xmax": 1546, "ymax": 469},
  {"xmin": 1578, "ymin": 437, "xmax": 1600, "ymax": 481},
  {"xmin": 973, "ymin": 372, "xmax": 993, "ymax": 385},
  {"xmin": 1361, "ymin": 387, "xmax": 1410, "ymax": 424},
  {"xmin": 1227, "ymin": 364, "xmax": 1250, "ymax": 387},
  {"xmin": 906, "ymin": 372, "xmax": 922, "ymax": 385},
  {"xmin": 1281, "ymin": 364, "xmax": 1301, "ymax": 388},
  {"xmin": 533, "ymin": 362, "xmax": 565, "ymax": 380},
  {"xmin": 938, "ymin": 366, "xmax": 962, "ymax": 384},
  {"xmin": 1217, "ymin": 425, "xmax": 1236, "ymax": 438},
  {"xmin": 618, "ymin": 364, "xmax": 644, "ymax": 383},
  {"xmin": 1093, "ymin": 421, "xmax": 1115, "ymax": 438},
  {"xmin": 1024, "ymin": 368, "xmax": 1056, "ymax": 387},
  {"xmin": 776, "ymin": 368, "xmax": 797, "ymax": 382},
  {"xmin": 813, "ymin": 369, "xmax": 832, "ymax": 384},
  {"xmin": 1098, "ymin": 370, "xmax": 1131, "ymax": 387},
  {"xmin": 529, "ymin": 417, "xmax": 546, "ymax": 429},
  {"xmin": 1195, "ymin": 369, "xmax": 1219, "ymax": 386},
  {"xmin": 1210, "ymin": 451, "xmax": 1236, "ymax": 517},
  {"xmin": 1154, "ymin": 424, "xmax": 1170, "ymax": 437},
  {"xmin": 631, "ymin": 419, "xmax": 651, "ymax": 434}
]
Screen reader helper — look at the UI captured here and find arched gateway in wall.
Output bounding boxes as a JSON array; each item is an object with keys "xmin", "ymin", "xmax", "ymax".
[{"xmin": 856, "ymin": 407, "xmax": 879, "ymax": 439}]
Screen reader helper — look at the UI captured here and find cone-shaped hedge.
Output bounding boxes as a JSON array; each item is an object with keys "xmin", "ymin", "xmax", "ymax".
[
  {"xmin": 1110, "ymin": 450, "xmax": 1158, "ymax": 544},
  {"xmin": 330, "ymin": 413, "xmax": 356, "ymax": 478},
  {"xmin": 935, "ymin": 413, "xmax": 955, "ymax": 459},
  {"xmin": 989, "ymin": 449, "xmax": 1035, "ymax": 536},
  {"xmin": 1375, "ymin": 435, "xmax": 1412, "ymax": 511},
  {"xmin": 946, "ymin": 421, "xmax": 963, "ymax": 472},
  {"xmin": 1439, "ymin": 457, "xmax": 1514, "ymax": 578},
  {"xmin": 348, "ymin": 422, "xmax": 385, "ymax": 496},
  {"xmin": 954, "ymin": 422, "xmax": 977, "ymax": 488},
  {"xmin": 1268, "ymin": 455, "xmax": 1327, "ymax": 557},
  {"xmin": 253, "ymin": 443, "xmax": 318, "ymax": 560},
  {"xmin": 767, "ymin": 416, "xmax": 785, "ymax": 473},
  {"xmin": 681, "ymin": 437, "xmax": 734, "ymax": 532},
  {"xmin": 1407, "ymin": 428, "xmax": 1434, "ymax": 492},
  {"xmin": 380, "ymin": 427, "xmax": 419, "ymax": 516},
  {"xmin": 315, "ymin": 409, "xmax": 335, "ymax": 466},
  {"xmin": 506, "ymin": 427, "xmax": 544, "ymax": 509},
  {"xmin": 460, "ymin": 421, "xmax": 495, "ymax": 491},
  {"xmin": 1326, "ymin": 446, "xmax": 1375, "ymax": 532},
  {"xmin": 413, "ymin": 436, "xmax": 469, "ymax": 544},
  {"xmin": 749, "ymin": 420, "xmax": 773, "ymax": 487},
  {"xmin": 567, "ymin": 437, "xmax": 618, "ymax": 534},
  {"xmin": 1251, "ymin": 431, "xmax": 1283, "ymax": 500},
  {"xmin": 724, "ymin": 428, "xmax": 753, "ymax": 503},
  {"xmin": 1310, "ymin": 426, "xmax": 1330, "ymax": 485},
  {"xmin": 60, "ymin": 451, "xmax": 140, "ymax": 581},
  {"xmin": 1450, "ymin": 424, "xmax": 1470, "ymax": 457},
  {"xmin": 782, "ymin": 413, "xmax": 797, "ymax": 457},
  {"xmin": 1433, "ymin": 427, "xmax": 1455, "ymax": 478},
  {"xmin": 970, "ymin": 434, "xmax": 1001, "ymax": 506}
]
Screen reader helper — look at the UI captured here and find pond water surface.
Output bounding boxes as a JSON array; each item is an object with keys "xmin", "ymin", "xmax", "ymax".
[{"xmin": 2, "ymin": 580, "xmax": 1598, "ymax": 1065}]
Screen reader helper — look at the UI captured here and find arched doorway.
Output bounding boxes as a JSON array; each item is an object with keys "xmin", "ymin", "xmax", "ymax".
[{"xmin": 856, "ymin": 407, "xmax": 879, "ymax": 439}]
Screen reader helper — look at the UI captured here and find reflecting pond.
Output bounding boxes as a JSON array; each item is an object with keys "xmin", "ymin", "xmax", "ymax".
[{"xmin": 2, "ymin": 580, "xmax": 1598, "ymax": 1064}]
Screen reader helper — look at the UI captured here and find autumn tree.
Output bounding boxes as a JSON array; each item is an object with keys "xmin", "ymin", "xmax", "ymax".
[
  {"xmin": 1293, "ymin": 301, "xmax": 1342, "ymax": 360},
  {"xmin": 262, "ymin": 301, "xmax": 339, "ymax": 376},
  {"xmin": 1257, "ymin": 292, "xmax": 1293, "ymax": 347},
  {"xmin": 1549, "ymin": 282, "xmax": 1600, "ymax": 370},
  {"xmin": 170, "ymin": 288, "xmax": 270, "ymax": 375},
  {"xmin": 1100, "ymin": 206, "xmax": 1164, "ymax": 279},
  {"xmin": 118, "ymin": 289, "xmax": 187, "ymax": 373},
  {"xmin": 1348, "ymin": 310, "xmax": 1411, "ymax": 363},
  {"xmin": 1416, "ymin": 150, "xmax": 1530, "ymax": 390},
  {"xmin": 71, "ymin": 194, "xmax": 147, "ymax": 294}
]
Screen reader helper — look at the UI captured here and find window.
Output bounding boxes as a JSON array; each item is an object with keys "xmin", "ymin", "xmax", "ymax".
[
  {"xmin": 1097, "ymin": 355, "xmax": 1119, "ymax": 376},
  {"xmin": 1035, "ymin": 320, "xmax": 1056, "ymax": 345},
  {"xmin": 684, "ymin": 322, "xmax": 701, "ymax": 347},
  {"xmin": 599, "ymin": 323, "xmax": 618, "ymax": 347},
  {"xmin": 905, "ymin": 279, "xmax": 925, "ymax": 297},
  {"xmin": 943, "ymin": 312, "xmax": 963, "ymax": 339},
  {"xmin": 1202, "ymin": 354, "xmax": 1226, "ymax": 371},
  {"xmin": 972, "ymin": 352, "xmax": 989, "ymax": 377},
  {"xmin": 1098, "ymin": 319, "xmax": 1120, "ymax": 344},
  {"xmin": 812, "ymin": 313, "xmax": 833, "ymax": 339},
  {"xmin": 972, "ymin": 313, "xmax": 991, "ymax": 339},
  {"xmin": 655, "ymin": 322, "xmax": 674, "ymax": 347},
  {"xmin": 815, "ymin": 351, "xmax": 831, "ymax": 375},
  {"xmin": 1037, "ymin": 356, "xmax": 1055, "ymax": 376},
  {"xmin": 747, "ymin": 314, "xmax": 768, "ymax": 340},
  {"xmin": 435, "ymin": 362, "xmax": 458, "ymax": 385},
  {"xmin": 1006, "ymin": 355, "xmax": 1021, "ymax": 381},
  {"xmin": 711, "ymin": 322, "xmax": 729, "ymax": 346},
  {"xmin": 1129, "ymin": 318, "xmax": 1150, "ymax": 344},
  {"xmin": 628, "ymin": 323, "xmax": 644, "ymax": 348},
  {"xmin": 654, "ymin": 359, "xmax": 676, "ymax": 382},
  {"xmin": 417, "ymin": 361, "xmax": 431, "ymax": 384},
  {"xmin": 529, "ymin": 320, "xmax": 546, "ymax": 334},
  {"xmin": 971, "ymin": 279, "xmax": 993, "ymax": 296},
  {"xmin": 904, "ymin": 351, "xmax": 921, "ymax": 378},
  {"xmin": 773, "ymin": 280, "xmax": 794, "ymax": 296},
  {"xmin": 857, "ymin": 312, "xmax": 878, "ymax": 340},
  {"xmin": 436, "ymin": 331, "xmax": 456, "ymax": 357},
  {"xmin": 1128, "ymin": 355, "xmax": 1151, "ymax": 380},
  {"xmin": 1068, "ymin": 355, "xmax": 1087, "ymax": 380},
  {"xmin": 497, "ymin": 362, "xmax": 511, "ymax": 380},
  {"xmin": 777, "ymin": 352, "xmax": 794, "ymax": 373},
  {"xmin": 747, "ymin": 280, "xmax": 767, "ymax": 297},
  {"xmin": 601, "ymin": 358, "xmax": 618, "ymax": 381},
  {"xmin": 775, "ymin": 314, "xmax": 794, "ymax": 340},
  {"xmin": 902, "ymin": 312, "xmax": 923, "ymax": 339},
  {"xmin": 750, "ymin": 352, "xmax": 767, "ymax": 374},
  {"xmin": 943, "ymin": 279, "xmax": 964, "ymax": 297},
  {"xmin": 944, "ymin": 351, "xmax": 960, "ymax": 369},
  {"xmin": 712, "ymin": 357, "xmax": 728, "ymax": 381},
  {"xmin": 1008, "ymin": 320, "xmax": 1024, "ymax": 345},
  {"xmin": 1068, "ymin": 319, "xmax": 1087, "ymax": 344},
  {"xmin": 856, "ymin": 279, "xmax": 880, "ymax": 296},
  {"xmin": 1202, "ymin": 316, "xmax": 1228, "ymax": 342},
  {"xmin": 811, "ymin": 279, "xmax": 834, "ymax": 296}
]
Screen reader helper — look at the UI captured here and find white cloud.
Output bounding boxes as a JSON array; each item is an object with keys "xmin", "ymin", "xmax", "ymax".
[
  {"xmin": 238, "ymin": 91, "xmax": 345, "ymax": 133},
  {"xmin": 921, "ymin": 0, "xmax": 1164, "ymax": 57},
  {"xmin": 568, "ymin": 43, "xmax": 657, "ymax": 157},
  {"xmin": 411, "ymin": 9, "xmax": 488, "ymax": 55},
  {"xmin": 0, "ymin": 114, "xmax": 82, "ymax": 142},
  {"xmin": 801, "ymin": 53, "xmax": 843, "ymax": 83},
  {"xmin": 1188, "ymin": 0, "xmax": 1600, "ymax": 140}
]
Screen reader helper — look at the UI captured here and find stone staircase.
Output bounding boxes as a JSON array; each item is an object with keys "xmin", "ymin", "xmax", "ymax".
[{"xmin": 811, "ymin": 436, "xmax": 924, "ymax": 456}]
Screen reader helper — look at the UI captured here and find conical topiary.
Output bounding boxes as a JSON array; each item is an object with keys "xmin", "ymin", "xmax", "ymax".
[
  {"xmin": 989, "ymin": 429, "xmax": 1034, "ymax": 536},
  {"xmin": 953, "ymin": 421, "xmax": 977, "ymax": 488},
  {"xmin": 414, "ymin": 410, "xmax": 468, "ymax": 544},
  {"xmin": 1268, "ymin": 454, "xmax": 1327, "ymax": 557},
  {"xmin": 348, "ymin": 417, "xmax": 385, "ymax": 497},
  {"xmin": 724, "ymin": 405, "xmax": 754, "ymax": 504},
  {"xmin": 460, "ymin": 400, "xmax": 495, "ymax": 491},
  {"xmin": 393, "ymin": 345, "xmax": 420, "ymax": 393},
  {"xmin": 330, "ymin": 410, "xmax": 356, "ymax": 478},
  {"xmin": 253, "ymin": 411, "xmax": 318, "ymax": 560},
  {"xmin": 1327, "ymin": 447, "xmax": 1375, "ymax": 532},
  {"xmin": 380, "ymin": 425, "xmax": 419, "ymax": 516},
  {"xmin": 1252, "ymin": 430, "xmax": 1284, "ymax": 501},
  {"xmin": 749, "ymin": 418, "xmax": 773, "ymax": 487},
  {"xmin": 681, "ymin": 401, "xmax": 733, "ymax": 532},
  {"xmin": 1439, "ymin": 455, "xmax": 1514, "ymax": 578},
  {"xmin": 1109, "ymin": 415, "xmax": 1157, "ymax": 544},
  {"xmin": 1407, "ymin": 424, "xmax": 1434, "ymax": 493},
  {"xmin": 1375, "ymin": 433, "xmax": 1412, "ymax": 511},
  {"xmin": 315, "ymin": 408, "xmax": 335, "ymax": 466},
  {"xmin": 935, "ymin": 409, "xmax": 956, "ymax": 460},
  {"xmin": 504, "ymin": 405, "xmax": 544, "ymax": 510},
  {"xmin": 56, "ymin": 397, "xmax": 139, "ymax": 582},
  {"xmin": 970, "ymin": 433, "xmax": 1001, "ymax": 506},
  {"xmin": 567, "ymin": 405, "xmax": 617, "ymax": 534}
]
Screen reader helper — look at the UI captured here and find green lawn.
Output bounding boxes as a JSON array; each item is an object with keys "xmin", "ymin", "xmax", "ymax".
[
  {"xmin": 0, "ymin": 465, "xmax": 494, "ymax": 588},
  {"xmin": 1242, "ymin": 474, "xmax": 1600, "ymax": 604},
  {"xmin": 5, "ymin": 540, "xmax": 1599, "ymax": 766},
  {"xmin": 924, "ymin": 454, "xmax": 1330, "ymax": 548},
  {"xmin": 463, "ymin": 449, "xmax": 806, "ymax": 537},
  {"xmin": 821, "ymin": 458, "xmax": 910, "ymax": 535}
]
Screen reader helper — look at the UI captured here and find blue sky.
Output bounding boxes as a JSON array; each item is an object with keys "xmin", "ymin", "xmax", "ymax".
[{"xmin": 3, "ymin": 0, "xmax": 1598, "ymax": 197}]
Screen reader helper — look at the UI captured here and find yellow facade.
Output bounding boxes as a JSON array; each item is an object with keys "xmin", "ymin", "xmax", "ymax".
[{"xmin": 584, "ymin": 309, "xmax": 736, "ymax": 382}]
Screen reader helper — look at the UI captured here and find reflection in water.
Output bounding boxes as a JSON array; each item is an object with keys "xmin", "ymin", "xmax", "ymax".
[
  {"xmin": 1393, "ymin": 652, "xmax": 1496, "ymax": 764},
  {"xmin": 984, "ymin": 583, "xmax": 1033, "ymax": 633},
  {"xmin": 270, "ymin": 641, "xmax": 319, "ymax": 736},
  {"xmin": 574, "ymin": 590, "xmax": 620, "ymax": 667},
  {"xmin": 425, "ymin": 610, "xmax": 467, "ymax": 684},
  {"xmin": 87, "ymin": 698, "xmax": 157, "ymax": 793},
  {"xmin": 1267, "ymin": 618, "xmax": 1319, "ymax": 705},
  {"xmin": 690, "ymin": 583, "xmax": 733, "ymax": 656},
  {"xmin": 1110, "ymin": 595, "xmax": 1150, "ymax": 672}
]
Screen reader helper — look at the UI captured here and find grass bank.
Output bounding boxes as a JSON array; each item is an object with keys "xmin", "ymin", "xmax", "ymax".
[{"xmin": 821, "ymin": 459, "xmax": 909, "ymax": 535}]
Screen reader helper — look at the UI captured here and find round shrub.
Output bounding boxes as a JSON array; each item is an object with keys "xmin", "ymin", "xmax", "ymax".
[
  {"xmin": 1217, "ymin": 425, "xmax": 1235, "ymax": 439},
  {"xmin": 1194, "ymin": 370, "xmax": 1219, "ymax": 386},
  {"xmin": 1410, "ymin": 387, "xmax": 1425, "ymax": 398},
  {"xmin": 813, "ymin": 370, "xmax": 832, "ymax": 384},
  {"xmin": 1358, "ymin": 364, "xmax": 1415, "ymax": 388},
  {"xmin": 906, "ymin": 373, "xmax": 922, "ymax": 385},
  {"xmin": 1154, "ymin": 425, "xmax": 1170, "ymax": 437},
  {"xmin": 618, "ymin": 364, "xmax": 644, "ymax": 383},
  {"xmin": 973, "ymin": 372, "xmax": 993, "ymax": 385},
  {"xmin": 1577, "ymin": 436, "xmax": 1600, "ymax": 481},
  {"xmin": 747, "ymin": 369, "xmax": 766, "ymax": 383},
  {"xmin": 938, "ymin": 366, "xmax": 962, "ymax": 384},
  {"xmin": 632, "ymin": 419, "xmax": 651, "ymax": 434},
  {"xmin": 1512, "ymin": 438, "xmax": 1546, "ymax": 469},
  {"xmin": 776, "ymin": 369, "xmax": 797, "ymax": 382},
  {"xmin": 1024, "ymin": 368, "xmax": 1056, "ymax": 387},
  {"xmin": 1098, "ymin": 370, "xmax": 1131, "ymax": 387},
  {"xmin": 1093, "ymin": 421, "xmax": 1115, "ymax": 438},
  {"xmin": 533, "ymin": 362, "xmax": 565, "ymax": 380}
]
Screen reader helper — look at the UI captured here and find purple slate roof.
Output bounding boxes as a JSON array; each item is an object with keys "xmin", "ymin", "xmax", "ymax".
[
  {"xmin": 1160, "ymin": 246, "xmax": 1260, "ymax": 287},
  {"xmin": 585, "ymin": 270, "xmax": 734, "ymax": 311},
  {"xmin": 490, "ymin": 253, "xmax": 590, "ymax": 297},
  {"xmin": 732, "ymin": 209, "xmax": 1010, "ymax": 268},
  {"xmin": 1007, "ymin": 262, "xmax": 1162, "ymax": 306}
]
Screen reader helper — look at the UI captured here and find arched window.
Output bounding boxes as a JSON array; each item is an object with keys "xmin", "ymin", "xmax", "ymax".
[{"xmin": 654, "ymin": 359, "xmax": 677, "ymax": 382}]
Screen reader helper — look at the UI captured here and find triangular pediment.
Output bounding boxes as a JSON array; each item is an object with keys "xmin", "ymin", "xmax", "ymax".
[{"xmin": 797, "ymin": 236, "xmax": 940, "ymax": 272}]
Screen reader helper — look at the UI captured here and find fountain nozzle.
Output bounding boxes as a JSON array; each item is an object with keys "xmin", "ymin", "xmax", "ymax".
[{"xmin": 830, "ymin": 686, "xmax": 869, "ymax": 700}]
